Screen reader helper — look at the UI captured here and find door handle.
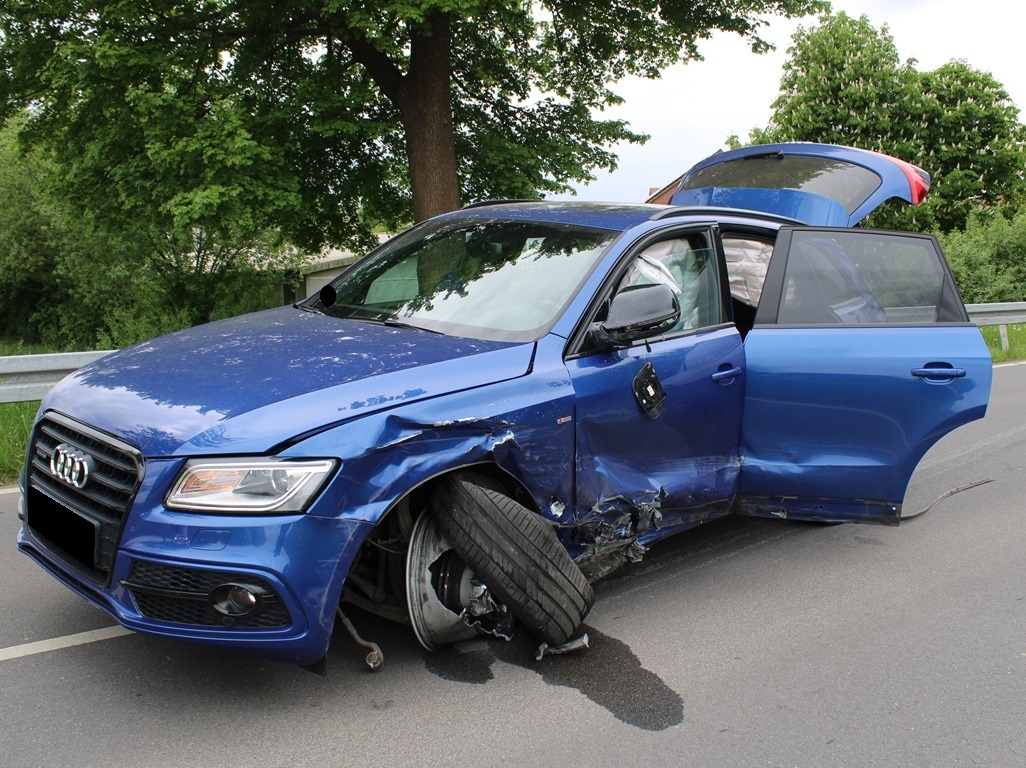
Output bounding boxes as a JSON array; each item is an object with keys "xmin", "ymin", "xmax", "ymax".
[
  {"xmin": 711, "ymin": 366, "xmax": 744, "ymax": 382},
  {"xmin": 911, "ymin": 366, "xmax": 966, "ymax": 381}
]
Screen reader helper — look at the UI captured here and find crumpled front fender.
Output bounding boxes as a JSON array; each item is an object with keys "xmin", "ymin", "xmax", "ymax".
[{"xmin": 290, "ymin": 360, "xmax": 578, "ymax": 528}]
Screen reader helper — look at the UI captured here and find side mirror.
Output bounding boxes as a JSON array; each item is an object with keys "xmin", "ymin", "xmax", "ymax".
[
  {"xmin": 590, "ymin": 283, "xmax": 680, "ymax": 349},
  {"xmin": 319, "ymin": 284, "xmax": 337, "ymax": 308}
]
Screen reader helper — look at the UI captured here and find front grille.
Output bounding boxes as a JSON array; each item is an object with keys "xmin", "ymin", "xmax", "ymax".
[
  {"xmin": 123, "ymin": 560, "xmax": 291, "ymax": 629},
  {"xmin": 25, "ymin": 412, "xmax": 144, "ymax": 586}
]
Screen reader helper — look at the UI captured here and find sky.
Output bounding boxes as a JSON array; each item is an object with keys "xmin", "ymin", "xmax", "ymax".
[{"xmin": 560, "ymin": 0, "xmax": 1026, "ymax": 202}]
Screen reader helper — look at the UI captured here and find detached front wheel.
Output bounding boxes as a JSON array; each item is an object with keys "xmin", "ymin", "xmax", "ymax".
[{"xmin": 431, "ymin": 472, "xmax": 594, "ymax": 646}]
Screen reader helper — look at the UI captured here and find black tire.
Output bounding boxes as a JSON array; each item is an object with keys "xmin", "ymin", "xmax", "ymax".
[{"xmin": 431, "ymin": 471, "xmax": 594, "ymax": 646}]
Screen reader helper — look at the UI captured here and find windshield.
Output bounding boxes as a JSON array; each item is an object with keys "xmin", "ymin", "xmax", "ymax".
[
  {"xmin": 681, "ymin": 155, "xmax": 882, "ymax": 214},
  {"xmin": 310, "ymin": 218, "xmax": 617, "ymax": 341}
]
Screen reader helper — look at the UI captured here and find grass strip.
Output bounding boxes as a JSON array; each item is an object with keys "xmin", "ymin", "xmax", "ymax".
[{"xmin": 0, "ymin": 401, "xmax": 37, "ymax": 485}]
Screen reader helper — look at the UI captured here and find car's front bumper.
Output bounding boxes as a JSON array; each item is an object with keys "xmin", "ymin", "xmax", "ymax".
[{"xmin": 18, "ymin": 488, "xmax": 373, "ymax": 665}]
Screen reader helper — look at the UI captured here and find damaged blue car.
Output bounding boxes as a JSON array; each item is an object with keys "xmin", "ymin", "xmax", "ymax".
[{"xmin": 17, "ymin": 143, "xmax": 992, "ymax": 667}]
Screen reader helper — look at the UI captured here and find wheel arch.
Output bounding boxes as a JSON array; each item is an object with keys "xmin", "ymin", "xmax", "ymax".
[{"xmin": 337, "ymin": 460, "xmax": 539, "ymax": 622}]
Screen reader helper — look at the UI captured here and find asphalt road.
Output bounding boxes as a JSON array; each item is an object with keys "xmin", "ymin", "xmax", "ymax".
[{"xmin": 1, "ymin": 363, "xmax": 1024, "ymax": 768}]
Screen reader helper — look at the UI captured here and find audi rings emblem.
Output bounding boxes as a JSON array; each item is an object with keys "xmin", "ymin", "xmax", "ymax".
[{"xmin": 49, "ymin": 443, "xmax": 94, "ymax": 489}]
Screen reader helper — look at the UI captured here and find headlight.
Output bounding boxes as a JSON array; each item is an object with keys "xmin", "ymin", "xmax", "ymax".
[{"xmin": 165, "ymin": 458, "xmax": 338, "ymax": 514}]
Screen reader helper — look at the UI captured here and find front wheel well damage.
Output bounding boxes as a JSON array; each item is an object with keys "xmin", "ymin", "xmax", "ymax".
[
  {"xmin": 431, "ymin": 471, "xmax": 595, "ymax": 646},
  {"xmin": 337, "ymin": 463, "xmax": 529, "ymax": 628},
  {"xmin": 338, "ymin": 464, "xmax": 592, "ymax": 652}
]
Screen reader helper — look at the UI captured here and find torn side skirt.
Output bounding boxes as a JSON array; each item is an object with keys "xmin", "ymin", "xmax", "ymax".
[
  {"xmin": 568, "ymin": 488, "xmax": 738, "ymax": 582},
  {"xmin": 575, "ymin": 536, "xmax": 648, "ymax": 583},
  {"xmin": 736, "ymin": 495, "xmax": 902, "ymax": 525}
]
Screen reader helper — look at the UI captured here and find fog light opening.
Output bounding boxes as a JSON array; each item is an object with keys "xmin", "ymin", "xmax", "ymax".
[{"xmin": 210, "ymin": 582, "xmax": 266, "ymax": 617}]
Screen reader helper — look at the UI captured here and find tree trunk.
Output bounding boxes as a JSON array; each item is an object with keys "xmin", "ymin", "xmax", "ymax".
[
  {"xmin": 344, "ymin": 10, "xmax": 462, "ymax": 222},
  {"xmin": 396, "ymin": 12, "xmax": 462, "ymax": 222}
]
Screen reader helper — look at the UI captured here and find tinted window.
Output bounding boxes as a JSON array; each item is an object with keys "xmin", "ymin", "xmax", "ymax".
[
  {"xmin": 775, "ymin": 230, "xmax": 966, "ymax": 325},
  {"xmin": 681, "ymin": 156, "xmax": 881, "ymax": 213}
]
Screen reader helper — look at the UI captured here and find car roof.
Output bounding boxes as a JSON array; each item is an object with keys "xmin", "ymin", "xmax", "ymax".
[
  {"xmin": 450, "ymin": 201, "xmax": 662, "ymax": 230},
  {"xmin": 447, "ymin": 200, "xmax": 795, "ymax": 232}
]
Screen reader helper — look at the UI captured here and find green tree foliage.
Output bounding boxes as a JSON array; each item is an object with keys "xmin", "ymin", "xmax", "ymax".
[
  {"xmin": 916, "ymin": 61, "xmax": 1026, "ymax": 231},
  {"xmin": 744, "ymin": 12, "xmax": 918, "ymax": 154},
  {"xmin": 0, "ymin": 116, "xmax": 54, "ymax": 339},
  {"xmin": 0, "ymin": 116, "xmax": 303, "ymax": 349},
  {"xmin": 0, "ymin": 115, "xmax": 139, "ymax": 347},
  {"xmin": 939, "ymin": 209, "xmax": 1026, "ymax": 303},
  {"xmin": 1, "ymin": 0, "xmax": 822, "ymax": 256},
  {"xmin": 734, "ymin": 12, "xmax": 1026, "ymax": 233}
]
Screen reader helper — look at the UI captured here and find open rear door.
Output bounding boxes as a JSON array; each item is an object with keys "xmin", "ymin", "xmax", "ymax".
[{"xmin": 737, "ymin": 227, "xmax": 991, "ymax": 524}]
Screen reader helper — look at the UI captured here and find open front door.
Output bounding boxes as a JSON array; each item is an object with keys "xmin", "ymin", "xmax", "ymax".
[{"xmin": 737, "ymin": 227, "xmax": 991, "ymax": 524}]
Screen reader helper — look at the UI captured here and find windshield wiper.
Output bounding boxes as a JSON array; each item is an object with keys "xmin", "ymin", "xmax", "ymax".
[{"xmin": 382, "ymin": 317, "xmax": 444, "ymax": 334}]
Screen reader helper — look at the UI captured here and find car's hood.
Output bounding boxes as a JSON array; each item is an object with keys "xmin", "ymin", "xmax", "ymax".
[
  {"xmin": 42, "ymin": 306, "xmax": 533, "ymax": 456},
  {"xmin": 669, "ymin": 142, "xmax": 931, "ymax": 226}
]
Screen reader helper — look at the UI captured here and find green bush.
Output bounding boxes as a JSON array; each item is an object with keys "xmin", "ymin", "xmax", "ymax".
[
  {"xmin": 940, "ymin": 208, "xmax": 1026, "ymax": 303},
  {"xmin": 94, "ymin": 269, "xmax": 292, "ymax": 349}
]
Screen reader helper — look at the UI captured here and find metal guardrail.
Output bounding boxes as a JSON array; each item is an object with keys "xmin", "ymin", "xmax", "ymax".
[
  {"xmin": 1, "ymin": 303, "xmax": 1022, "ymax": 404},
  {"xmin": 0, "ymin": 350, "xmax": 112, "ymax": 405},
  {"xmin": 965, "ymin": 302, "xmax": 1026, "ymax": 351},
  {"xmin": 965, "ymin": 301, "xmax": 1026, "ymax": 325}
]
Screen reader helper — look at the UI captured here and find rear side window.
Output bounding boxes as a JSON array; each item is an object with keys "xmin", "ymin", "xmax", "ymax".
[{"xmin": 763, "ymin": 229, "xmax": 967, "ymax": 326}]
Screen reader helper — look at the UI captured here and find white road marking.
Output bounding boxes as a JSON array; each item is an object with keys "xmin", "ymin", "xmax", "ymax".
[
  {"xmin": 0, "ymin": 625, "xmax": 133, "ymax": 663},
  {"xmin": 0, "ymin": 486, "xmax": 21, "ymax": 495}
]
